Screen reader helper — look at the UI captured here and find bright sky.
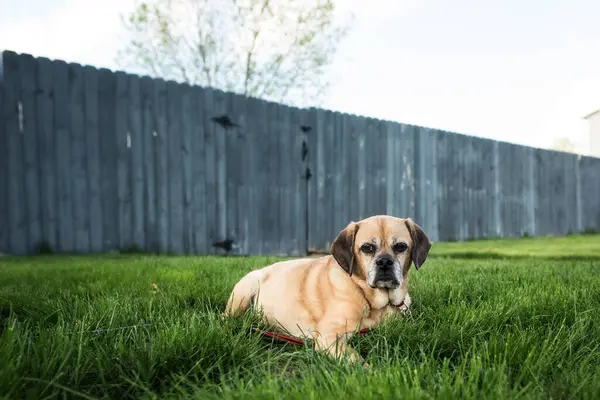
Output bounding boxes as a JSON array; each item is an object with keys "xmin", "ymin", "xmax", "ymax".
[{"xmin": 1, "ymin": 0, "xmax": 599, "ymax": 153}]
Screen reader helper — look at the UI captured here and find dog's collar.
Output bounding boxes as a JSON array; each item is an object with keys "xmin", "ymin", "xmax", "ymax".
[{"xmin": 392, "ymin": 300, "xmax": 405, "ymax": 309}]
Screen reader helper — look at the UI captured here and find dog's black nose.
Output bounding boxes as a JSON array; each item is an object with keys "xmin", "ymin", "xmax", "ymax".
[{"xmin": 375, "ymin": 255, "xmax": 394, "ymax": 269}]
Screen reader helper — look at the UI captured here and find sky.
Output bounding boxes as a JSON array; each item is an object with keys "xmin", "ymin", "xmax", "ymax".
[{"xmin": 1, "ymin": 0, "xmax": 599, "ymax": 154}]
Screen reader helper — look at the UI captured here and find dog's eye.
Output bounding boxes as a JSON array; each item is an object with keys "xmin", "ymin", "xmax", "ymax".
[
  {"xmin": 360, "ymin": 243, "xmax": 376, "ymax": 253},
  {"xmin": 393, "ymin": 242, "xmax": 408, "ymax": 253}
]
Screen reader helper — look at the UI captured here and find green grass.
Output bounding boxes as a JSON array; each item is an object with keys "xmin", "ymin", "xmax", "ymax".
[
  {"xmin": 1, "ymin": 235, "xmax": 600, "ymax": 399},
  {"xmin": 431, "ymin": 233, "xmax": 600, "ymax": 260}
]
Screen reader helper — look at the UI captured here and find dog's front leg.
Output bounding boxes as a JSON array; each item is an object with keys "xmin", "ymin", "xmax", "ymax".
[{"xmin": 313, "ymin": 331, "xmax": 368, "ymax": 368}]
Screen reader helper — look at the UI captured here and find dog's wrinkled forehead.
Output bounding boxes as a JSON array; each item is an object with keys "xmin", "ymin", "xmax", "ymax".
[{"xmin": 354, "ymin": 216, "xmax": 412, "ymax": 248}]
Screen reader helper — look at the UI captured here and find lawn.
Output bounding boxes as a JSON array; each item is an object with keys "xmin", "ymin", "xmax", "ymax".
[{"xmin": 1, "ymin": 235, "xmax": 599, "ymax": 399}]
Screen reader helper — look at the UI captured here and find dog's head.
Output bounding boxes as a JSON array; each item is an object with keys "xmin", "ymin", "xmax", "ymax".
[{"xmin": 330, "ymin": 215, "xmax": 432, "ymax": 289}]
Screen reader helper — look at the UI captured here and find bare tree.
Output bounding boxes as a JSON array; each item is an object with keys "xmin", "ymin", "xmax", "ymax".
[{"xmin": 117, "ymin": 0, "xmax": 353, "ymax": 107}]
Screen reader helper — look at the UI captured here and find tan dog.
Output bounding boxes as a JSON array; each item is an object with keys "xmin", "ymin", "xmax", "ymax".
[{"xmin": 224, "ymin": 215, "xmax": 432, "ymax": 365}]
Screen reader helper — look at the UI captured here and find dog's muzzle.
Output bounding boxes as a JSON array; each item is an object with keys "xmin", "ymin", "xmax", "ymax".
[{"xmin": 371, "ymin": 254, "xmax": 401, "ymax": 288}]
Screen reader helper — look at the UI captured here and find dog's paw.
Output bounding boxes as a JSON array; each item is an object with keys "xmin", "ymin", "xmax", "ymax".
[{"xmin": 399, "ymin": 306, "xmax": 412, "ymax": 318}]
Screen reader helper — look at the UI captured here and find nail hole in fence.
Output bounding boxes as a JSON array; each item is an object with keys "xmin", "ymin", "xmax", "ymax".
[{"xmin": 18, "ymin": 101, "xmax": 24, "ymax": 133}]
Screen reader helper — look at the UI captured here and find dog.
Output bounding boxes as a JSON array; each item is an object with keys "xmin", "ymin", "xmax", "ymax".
[{"xmin": 224, "ymin": 215, "xmax": 432, "ymax": 366}]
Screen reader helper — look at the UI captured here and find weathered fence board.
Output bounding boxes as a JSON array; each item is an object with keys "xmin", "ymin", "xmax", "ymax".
[
  {"xmin": 140, "ymin": 77, "xmax": 156, "ymax": 251},
  {"xmin": 201, "ymin": 87, "xmax": 217, "ymax": 252},
  {"xmin": 83, "ymin": 65, "xmax": 103, "ymax": 253},
  {"xmin": 115, "ymin": 71, "xmax": 131, "ymax": 250},
  {"xmin": 580, "ymin": 156, "xmax": 600, "ymax": 232},
  {"xmin": 4, "ymin": 52, "xmax": 26, "ymax": 255},
  {"xmin": 243, "ymin": 97, "xmax": 262, "ymax": 254},
  {"xmin": 345, "ymin": 112, "xmax": 360, "ymax": 227},
  {"xmin": 213, "ymin": 89, "xmax": 228, "ymax": 248},
  {"xmin": 166, "ymin": 81, "xmax": 183, "ymax": 254},
  {"xmin": 0, "ymin": 52, "xmax": 7, "ymax": 253},
  {"xmin": 20, "ymin": 54, "xmax": 42, "ymax": 253},
  {"xmin": 225, "ymin": 92, "xmax": 241, "ymax": 254},
  {"xmin": 98, "ymin": 68, "xmax": 118, "ymax": 251},
  {"xmin": 128, "ymin": 74, "xmax": 145, "ymax": 251},
  {"xmin": 53, "ymin": 60, "xmax": 75, "ymax": 253},
  {"xmin": 189, "ymin": 83, "xmax": 207, "ymax": 254},
  {"xmin": 68, "ymin": 62, "xmax": 89, "ymax": 253},
  {"xmin": 153, "ymin": 78, "xmax": 169, "ymax": 253},
  {"xmin": 1, "ymin": 50, "xmax": 600, "ymax": 256},
  {"xmin": 292, "ymin": 106, "xmax": 308, "ymax": 256},
  {"xmin": 563, "ymin": 153, "xmax": 578, "ymax": 235},
  {"xmin": 265, "ymin": 101, "xmax": 281, "ymax": 254}
]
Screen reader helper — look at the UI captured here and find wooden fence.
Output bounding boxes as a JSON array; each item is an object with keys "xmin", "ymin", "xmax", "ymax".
[{"xmin": 1, "ymin": 50, "xmax": 599, "ymax": 256}]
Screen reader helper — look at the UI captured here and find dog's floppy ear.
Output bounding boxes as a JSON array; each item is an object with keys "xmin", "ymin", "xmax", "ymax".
[
  {"xmin": 404, "ymin": 218, "xmax": 432, "ymax": 270},
  {"xmin": 330, "ymin": 221, "xmax": 359, "ymax": 276}
]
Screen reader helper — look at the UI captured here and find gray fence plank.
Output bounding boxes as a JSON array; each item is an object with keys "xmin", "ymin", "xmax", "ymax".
[
  {"xmin": 189, "ymin": 85, "xmax": 207, "ymax": 254},
  {"xmin": 255, "ymin": 99, "xmax": 269, "ymax": 254},
  {"xmin": 212, "ymin": 89, "xmax": 228, "ymax": 249},
  {"xmin": 553, "ymin": 150, "xmax": 568, "ymax": 235},
  {"xmin": 345, "ymin": 113, "xmax": 360, "ymax": 224},
  {"xmin": 580, "ymin": 157, "xmax": 600, "ymax": 232},
  {"xmin": 3, "ymin": 52, "xmax": 28, "ymax": 254},
  {"xmin": 374, "ymin": 119, "xmax": 387, "ymax": 216},
  {"xmin": 19, "ymin": 54, "xmax": 42, "ymax": 253},
  {"xmin": 128, "ymin": 74, "xmax": 145, "ymax": 250},
  {"xmin": 180, "ymin": 84, "xmax": 194, "ymax": 253},
  {"xmin": 332, "ymin": 111, "xmax": 345, "ymax": 236},
  {"xmin": 470, "ymin": 137, "xmax": 484, "ymax": 239},
  {"xmin": 153, "ymin": 78, "xmax": 169, "ymax": 253},
  {"xmin": 497, "ymin": 142, "xmax": 510, "ymax": 237},
  {"xmin": 385, "ymin": 121, "xmax": 397, "ymax": 217},
  {"xmin": 233, "ymin": 93, "xmax": 250, "ymax": 254},
  {"xmin": 526, "ymin": 147, "xmax": 536, "ymax": 236},
  {"xmin": 68, "ymin": 62, "xmax": 90, "ymax": 253},
  {"xmin": 415, "ymin": 126, "xmax": 438, "ymax": 240},
  {"xmin": 563, "ymin": 153, "xmax": 578, "ymax": 234},
  {"xmin": 224, "ymin": 92, "xmax": 240, "ymax": 254},
  {"xmin": 364, "ymin": 117, "xmax": 377, "ymax": 218},
  {"xmin": 53, "ymin": 59, "xmax": 74, "ymax": 252},
  {"xmin": 140, "ymin": 77, "xmax": 156, "ymax": 251},
  {"xmin": 316, "ymin": 109, "xmax": 329, "ymax": 242},
  {"xmin": 202, "ymin": 87, "xmax": 217, "ymax": 252},
  {"xmin": 534, "ymin": 149, "xmax": 549, "ymax": 235},
  {"xmin": 277, "ymin": 104, "xmax": 291, "ymax": 255},
  {"xmin": 357, "ymin": 116, "xmax": 367, "ymax": 221},
  {"xmin": 265, "ymin": 101, "xmax": 281, "ymax": 254},
  {"xmin": 115, "ymin": 71, "xmax": 131, "ymax": 250},
  {"xmin": 461, "ymin": 134, "xmax": 472, "ymax": 239},
  {"xmin": 400, "ymin": 124, "xmax": 416, "ymax": 220},
  {"xmin": 514, "ymin": 144, "xmax": 523, "ymax": 236},
  {"xmin": 166, "ymin": 81, "xmax": 184, "ymax": 254},
  {"xmin": 0, "ymin": 52, "xmax": 7, "ymax": 253},
  {"xmin": 339, "ymin": 112, "xmax": 352, "ymax": 229},
  {"xmin": 575, "ymin": 154, "xmax": 583, "ymax": 233},
  {"xmin": 323, "ymin": 110, "xmax": 336, "ymax": 246},
  {"xmin": 98, "ymin": 68, "xmax": 118, "ymax": 251},
  {"xmin": 309, "ymin": 108, "xmax": 325, "ymax": 251},
  {"xmin": 83, "ymin": 66, "xmax": 103, "ymax": 252},
  {"xmin": 243, "ymin": 97, "xmax": 261, "ymax": 254},
  {"xmin": 436, "ymin": 130, "xmax": 451, "ymax": 240},
  {"xmin": 287, "ymin": 105, "xmax": 304, "ymax": 256},
  {"xmin": 292, "ymin": 106, "xmax": 307, "ymax": 256}
]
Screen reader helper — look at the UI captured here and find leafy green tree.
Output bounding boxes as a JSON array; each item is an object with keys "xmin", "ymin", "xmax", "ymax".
[{"xmin": 118, "ymin": 0, "xmax": 353, "ymax": 107}]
